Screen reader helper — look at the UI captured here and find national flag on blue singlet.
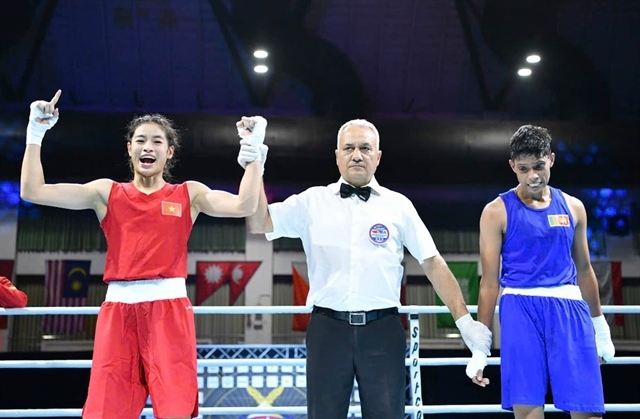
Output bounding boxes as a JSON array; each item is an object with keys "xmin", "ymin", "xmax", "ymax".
[{"xmin": 436, "ymin": 261, "xmax": 479, "ymax": 328}]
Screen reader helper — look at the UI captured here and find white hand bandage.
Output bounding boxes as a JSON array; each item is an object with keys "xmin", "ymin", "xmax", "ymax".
[
  {"xmin": 258, "ymin": 143, "xmax": 268, "ymax": 174},
  {"xmin": 27, "ymin": 101, "xmax": 59, "ymax": 146},
  {"xmin": 465, "ymin": 349, "xmax": 488, "ymax": 379},
  {"xmin": 592, "ymin": 315, "xmax": 615, "ymax": 363},
  {"xmin": 237, "ymin": 139, "xmax": 269, "ymax": 176},
  {"xmin": 237, "ymin": 142, "xmax": 261, "ymax": 169},
  {"xmin": 456, "ymin": 313, "xmax": 492, "ymax": 356},
  {"xmin": 237, "ymin": 116, "xmax": 267, "ymax": 146}
]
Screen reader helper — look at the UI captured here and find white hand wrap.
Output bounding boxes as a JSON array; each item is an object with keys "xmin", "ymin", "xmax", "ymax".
[
  {"xmin": 237, "ymin": 116, "xmax": 267, "ymax": 146},
  {"xmin": 592, "ymin": 315, "xmax": 615, "ymax": 362},
  {"xmin": 237, "ymin": 142, "xmax": 261, "ymax": 169},
  {"xmin": 465, "ymin": 349, "xmax": 488, "ymax": 379},
  {"xmin": 26, "ymin": 101, "xmax": 59, "ymax": 146},
  {"xmin": 456, "ymin": 314, "xmax": 492, "ymax": 356},
  {"xmin": 237, "ymin": 140, "xmax": 268, "ymax": 176},
  {"xmin": 258, "ymin": 143, "xmax": 268, "ymax": 174}
]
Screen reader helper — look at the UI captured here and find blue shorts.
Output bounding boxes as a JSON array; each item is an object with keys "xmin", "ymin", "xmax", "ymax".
[{"xmin": 499, "ymin": 294, "xmax": 604, "ymax": 413}]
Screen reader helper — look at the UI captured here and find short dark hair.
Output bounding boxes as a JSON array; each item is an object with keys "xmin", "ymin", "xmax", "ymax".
[
  {"xmin": 125, "ymin": 114, "xmax": 181, "ymax": 180},
  {"xmin": 509, "ymin": 125, "xmax": 552, "ymax": 161}
]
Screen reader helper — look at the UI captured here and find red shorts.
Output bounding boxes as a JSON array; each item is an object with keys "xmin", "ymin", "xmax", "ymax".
[{"xmin": 82, "ymin": 297, "xmax": 198, "ymax": 419}]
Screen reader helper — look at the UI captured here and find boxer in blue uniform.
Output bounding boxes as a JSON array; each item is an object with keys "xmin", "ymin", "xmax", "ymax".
[{"xmin": 467, "ymin": 125, "xmax": 615, "ymax": 419}]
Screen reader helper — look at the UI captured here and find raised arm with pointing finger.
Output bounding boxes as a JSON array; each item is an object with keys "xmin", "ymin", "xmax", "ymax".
[{"xmin": 20, "ymin": 90, "xmax": 267, "ymax": 419}]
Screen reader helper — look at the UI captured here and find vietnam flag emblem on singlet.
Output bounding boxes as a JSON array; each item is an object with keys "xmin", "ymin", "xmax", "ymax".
[{"xmin": 161, "ymin": 201, "xmax": 182, "ymax": 217}]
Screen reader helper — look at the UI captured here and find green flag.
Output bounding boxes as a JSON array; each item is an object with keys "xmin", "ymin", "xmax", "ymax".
[{"xmin": 436, "ymin": 261, "xmax": 479, "ymax": 328}]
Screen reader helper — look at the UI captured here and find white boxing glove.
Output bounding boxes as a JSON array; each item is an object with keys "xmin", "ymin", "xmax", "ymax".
[
  {"xmin": 258, "ymin": 143, "xmax": 268, "ymax": 175},
  {"xmin": 237, "ymin": 116, "xmax": 267, "ymax": 146},
  {"xmin": 592, "ymin": 315, "xmax": 615, "ymax": 363},
  {"xmin": 237, "ymin": 140, "xmax": 268, "ymax": 176},
  {"xmin": 27, "ymin": 101, "xmax": 59, "ymax": 146},
  {"xmin": 237, "ymin": 142, "xmax": 261, "ymax": 169},
  {"xmin": 456, "ymin": 314, "xmax": 492, "ymax": 356}
]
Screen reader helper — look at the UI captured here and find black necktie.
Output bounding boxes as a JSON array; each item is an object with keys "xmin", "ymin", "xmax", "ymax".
[{"xmin": 340, "ymin": 183, "xmax": 372, "ymax": 202}]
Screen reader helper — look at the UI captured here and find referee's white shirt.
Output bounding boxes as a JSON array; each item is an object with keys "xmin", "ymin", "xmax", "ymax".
[{"xmin": 266, "ymin": 177, "xmax": 439, "ymax": 311}]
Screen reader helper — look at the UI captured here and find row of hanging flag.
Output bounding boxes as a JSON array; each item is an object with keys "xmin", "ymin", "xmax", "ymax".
[{"xmin": 0, "ymin": 259, "xmax": 624, "ymax": 334}]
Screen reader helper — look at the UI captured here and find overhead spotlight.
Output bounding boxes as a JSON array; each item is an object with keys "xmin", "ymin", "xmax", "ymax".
[
  {"xmin": 526, "ymin": 54, "xmax": 541, "ymax": 63},
  {"xmin": 253, "ymin": 50, "xmax": 268, "ymax": 59},
  {"xmin": 254, "ymin": 65, "xmax": 268, "ymax": 74},
  {"xmin": 518, "ymin": 68, "xmax": 532, "ymax": 76}
]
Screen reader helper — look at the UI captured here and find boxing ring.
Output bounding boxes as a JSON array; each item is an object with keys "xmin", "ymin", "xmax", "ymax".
[{"xmin": 1, "ymin": 305, "xmax": 639, "ymax": 418}]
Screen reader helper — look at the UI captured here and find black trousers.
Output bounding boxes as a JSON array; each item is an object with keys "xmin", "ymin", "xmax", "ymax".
[{"xmin": 305, "ymin": 310, "xmax": 407, "ymax": 419}]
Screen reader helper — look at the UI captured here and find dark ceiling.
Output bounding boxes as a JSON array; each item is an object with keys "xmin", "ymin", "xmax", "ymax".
[
  {"xmin": 1, "ymin": 0, "xmax": 638, "ymax": 119},
  {"xmin": 0, "ymin": 0, "xmax": 638, "ymax": 186}
]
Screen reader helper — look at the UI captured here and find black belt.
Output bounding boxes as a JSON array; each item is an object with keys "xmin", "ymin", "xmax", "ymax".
[{"xmin": 312, "ymin": 306, "xmax": 398, "ymax": 326}]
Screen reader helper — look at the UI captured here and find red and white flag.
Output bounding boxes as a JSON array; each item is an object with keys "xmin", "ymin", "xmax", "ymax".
[
  {"xmin": 196, "ymin": 261, "xmax": 262, "ymax": 306},
  {"xmin": 196, "ymin": 262, "xmax": 234, "ymax": 305},
  {"xmin": 592, "ymin": 260, "xmax": 624, "ymax": 326},
  {"xmin": 228, "ymin": 262, "xmax": 261, "ymax": 306},
  {"xmin": 292, "ymin": 261, "xmax": 310, "ymax": 331},
  {"xmin": 42, "ymin": 260, "xmax": 90, "ymax": 334}
]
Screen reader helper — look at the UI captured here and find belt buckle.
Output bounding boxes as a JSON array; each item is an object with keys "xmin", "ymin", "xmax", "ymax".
[{"xmin": 348, "ymin": 311, "xmax": 366, "ymax": 326}]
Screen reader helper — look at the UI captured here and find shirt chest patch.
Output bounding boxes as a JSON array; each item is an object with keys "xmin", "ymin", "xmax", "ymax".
[
  {"xmin": 548, "ymin": 214, "xmax": 570, "ymax": 227},
  {"xmin": 161, "ymin": 201, "xmax": 182, "ymax": 217},
  {"xmin": 369, "ymin": 223, "xmax": 390, "ymax": 244}
]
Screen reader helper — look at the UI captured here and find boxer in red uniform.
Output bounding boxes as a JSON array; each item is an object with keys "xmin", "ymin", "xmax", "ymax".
[
  {"xmin": 0, "ymin": 276, "xmax": 27, "ymax": 308},
  {"xmin": 0, "ymin": 276, "xmax": 27, "ymax": 349},
  {"xmin": 20, "ymin": 90, "xmax": 268, "ymax": 419}
]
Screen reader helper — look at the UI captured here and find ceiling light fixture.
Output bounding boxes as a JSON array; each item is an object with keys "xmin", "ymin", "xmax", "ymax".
[
  {"xmin": 254, "ymin": 65, "xmax": 268, "ymax": 74},
  {"xmin": 253, "ymin": 50, "xmax": 268, "ymax": 59}
]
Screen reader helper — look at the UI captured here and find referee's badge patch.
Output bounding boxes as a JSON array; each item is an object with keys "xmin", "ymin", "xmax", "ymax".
[{"xmin": 369, "ymin": 223, "xmax": 389, "ymax": 244}]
